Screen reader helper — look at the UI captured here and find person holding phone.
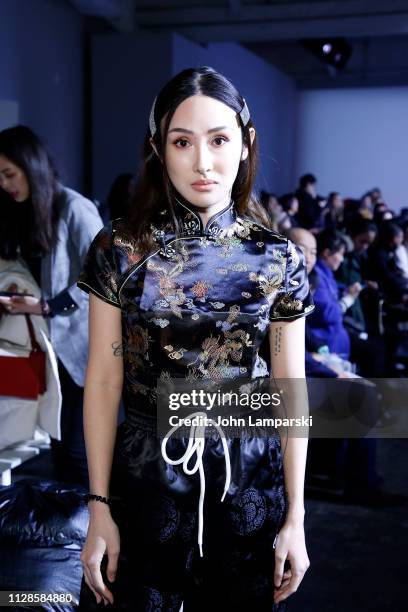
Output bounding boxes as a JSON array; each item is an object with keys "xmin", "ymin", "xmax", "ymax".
[{"xmin": 0, "ymin": 126, "xmax": 103, "ymax": 485}]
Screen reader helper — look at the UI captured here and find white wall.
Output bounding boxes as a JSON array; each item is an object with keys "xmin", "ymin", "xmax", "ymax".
[{"xmin": 294, "ymin": 87, "xmax": 408, "ymax": 211}]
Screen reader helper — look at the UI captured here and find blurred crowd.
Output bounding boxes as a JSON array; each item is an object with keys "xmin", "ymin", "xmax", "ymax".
[
  {"xmin": 260, "ymin": 174, "xmax": 408, "ymax": 508},
  {"xmin": 261, "ymin": 174, "xmax": 408, "ymax": 380}
]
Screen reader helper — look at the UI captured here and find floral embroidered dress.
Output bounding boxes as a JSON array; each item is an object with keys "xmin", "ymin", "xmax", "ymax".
[
  {"xmin": 77, "ymin": 198, "xmax": 313, "ymax": 408},
  {"xmin": 76, "ymin": 198, "xmax": 314, "ymax": 611}
]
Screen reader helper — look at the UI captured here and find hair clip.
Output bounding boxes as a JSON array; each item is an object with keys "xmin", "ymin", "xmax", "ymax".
[
  {"xmin": 149, "ymin": 96, "xmax": 157, "ymax": 137},
  {"xmin": 239, "ymin": 99, "xmax": 250, "ymax": 127}
]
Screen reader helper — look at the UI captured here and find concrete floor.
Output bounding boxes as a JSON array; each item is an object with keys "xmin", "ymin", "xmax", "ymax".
[{"xmin": 291, "ymin": 438, "xmax": 408, "ymax": 611}]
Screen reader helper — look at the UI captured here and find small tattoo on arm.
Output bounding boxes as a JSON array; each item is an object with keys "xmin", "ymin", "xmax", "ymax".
[
  {"xmin": 111, "ymin": 341, "xmax": 123, "ymax": 357},
  {"xmin": 273, "ymin": 326, "xmax": 282, "ymax": 357}
]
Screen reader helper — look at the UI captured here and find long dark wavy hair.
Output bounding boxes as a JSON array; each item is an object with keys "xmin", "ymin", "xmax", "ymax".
[
  {"xmin": 0, "ymin": 125, "xmax": 60, "ymax": 259},
  {"xmin": 128, "ymin": 66, "xmax": 271, "ymax": 253}
]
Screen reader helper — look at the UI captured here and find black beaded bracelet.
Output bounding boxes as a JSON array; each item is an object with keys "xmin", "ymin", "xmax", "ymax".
[{"xmin": 84, "ymin": 493, "xmax": 112, "ymax": 506}]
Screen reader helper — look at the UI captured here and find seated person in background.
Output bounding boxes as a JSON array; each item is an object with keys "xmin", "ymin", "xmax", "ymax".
[
  {"xmin": 289, "ymin": 227, "xmax": 353, "ymax": 378},
  {"xmin": 343, "ymin": 195, "xmax": 373, "ymax": 229},
  {"xmin": 322, "ymin": 192, "xmax": 345, "ymax": 232},
  {"xmin": 289, "ymin": 228, "xmax": 405, "ymax": 506},
  {"xmin": 369, "ymin": 186, "xmax": 386, "ymax": 208},
  {"xmin": 394, "ymin": 219, "xmax": 408, "ymax": 280},
  {"xmin": 305, "ymin": 229, "xmax": 353, "ymax": 360},
  {"xmin": 359, "ymin": 193, "xmax": 374, "ymax": 219},
  {"xmin": 336, "ymin": 219, "xmax": 378, "ymax": 328},
  {"xmin": 277, "ymin": 193, "xmax": 300, "ymax": 233},
  {"xmin": 373, "ymin": 205, "xmax": 394, "ymax": 225},
  {"xmin": 294, "ymin": 173, "xmax": 322, "ymax": 232},
  {"xmin": 259, "ymin": 190, "xmax": 280, "ymax": 229},
  {"xmin": 336, "ymin": 219, "xmax": 386, "ymax": 377},
  {"xmin": 367, "ymin": 221, "xmax": 408, "ymax": 304}
]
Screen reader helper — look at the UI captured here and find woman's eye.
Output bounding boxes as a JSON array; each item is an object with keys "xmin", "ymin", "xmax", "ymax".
[
  {"xmin": 213, "ymin": 136, "xmax": 228, "ymax": 146},
  {"xmin": 174, "ymin": 138, "xmax": 191, "ymax": 148}
]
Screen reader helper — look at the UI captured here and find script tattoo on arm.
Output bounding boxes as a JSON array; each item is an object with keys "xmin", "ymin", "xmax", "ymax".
[
  {"xmin": 273, "ymin": 326, "xmax": 283, "ymax": 357},
  {"xmin": 111, "ymin": 341, "xmax": 123, "ymax": 357}
]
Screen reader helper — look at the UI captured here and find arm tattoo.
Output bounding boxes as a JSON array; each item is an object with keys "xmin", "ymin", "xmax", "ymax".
[
  {"xmin": 273, "ymin": 326, "xmax": 283, "ymax": 357},
  {"xmin": 111, "ymin": 341, "xmax": 123, "ymax": 357}
]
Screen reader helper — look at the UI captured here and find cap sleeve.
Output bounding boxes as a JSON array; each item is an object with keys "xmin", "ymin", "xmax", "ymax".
[
  {"xmin": 269, "ymin": 238, "xmax": 315, "ymax": 322},
  {"xmin": 76, "ymin": 221, "xmax": 121, "ymax": 308}
]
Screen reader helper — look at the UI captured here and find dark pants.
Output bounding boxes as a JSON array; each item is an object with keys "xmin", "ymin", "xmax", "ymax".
[{"xmin": 50, "ymin": 359, "xmax": 89, "ymax": 487}]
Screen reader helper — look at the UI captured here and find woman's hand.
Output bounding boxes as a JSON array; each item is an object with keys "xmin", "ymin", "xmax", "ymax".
[
  {"xmin": 366, "ymin": 280, "xmax": 378, "ymax": 291},
  {"xmin": 80, "ymin": 504, "xmax": 121, "ymax": 606},
  {"xmin": 346, "ymin": 282, "xmax": 362, "ymax": 298},
  {"xmin": 0, "ymin": 294, "xmax": 42, "ymax": 315},
  {"xmin": 273, "ymin": 518, "xmax": 310, "ymax": 605}
]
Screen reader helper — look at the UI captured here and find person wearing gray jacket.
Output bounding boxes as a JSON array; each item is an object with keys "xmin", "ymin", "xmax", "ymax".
[{"xmin": 0, "ymin": 126, "xmax": 103, "ymax": 485}]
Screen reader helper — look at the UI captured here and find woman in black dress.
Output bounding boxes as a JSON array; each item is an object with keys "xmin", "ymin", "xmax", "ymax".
[{"xmin": 77, "ymin": 67, "xmax": 314, "ymax": 611}]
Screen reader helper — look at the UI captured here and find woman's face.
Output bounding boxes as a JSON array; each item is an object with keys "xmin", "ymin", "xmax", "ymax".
[
  {"xmin": 0, "ymin": 155, "xmax": 30, "ymax": 202},
  {"xmin": 163, "ymin": 95, "xmax": 253, "ymax": 210},
  {"xmin": 289, "ymin": 197, "xmax": 299, "ymax": 215},
  {"xmin": 295, "ymin": 231, "xmax": 317, "ymax": 274},
  {"xmin": 353, "ymin": 230, "xmax": 376, "ymax": 254},
  {"xmin": 391, "ymin": 230, "xmax": 403, "ymax": 249},
  {"xmin": 321, "ymin": 246, "xmax": 345, "ymax": 271},
  {"xmin": 268, "ymin": 196, "xmax": 281, "ymax": 214},
  {"xmin": 331, "ymin": 194, "xmax": 343, "ymax": 210}
]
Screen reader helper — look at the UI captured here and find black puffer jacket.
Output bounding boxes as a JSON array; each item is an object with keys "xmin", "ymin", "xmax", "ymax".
[{"xmin": 0, "ymin": 478, "xmax": 88, "ymax": 611}]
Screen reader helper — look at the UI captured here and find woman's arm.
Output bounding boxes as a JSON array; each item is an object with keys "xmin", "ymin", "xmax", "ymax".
[
  {"xmin": 80, "ymin": 293, "xmax": 123, "ymax": 606},
  {"xmin": 270, "ymin": 317, "xmax": 308, "ymax": 521},
  {"xmin": 269, "ymin": 317, "xmax": 310, "ymax": 604},
  {"xmin": 84, "ymin": 292, "xmax": 123, "ymax": 497}
]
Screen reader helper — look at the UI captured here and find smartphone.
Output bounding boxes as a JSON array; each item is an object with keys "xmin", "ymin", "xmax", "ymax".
[{"xmin": 0, "ymin": 291, "xmax": 35, "ymax": 297}]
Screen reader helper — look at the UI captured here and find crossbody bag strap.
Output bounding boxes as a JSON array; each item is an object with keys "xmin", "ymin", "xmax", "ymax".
[{"xmin": 24, "ymin": 314, "xmax": 42, "ymax": 352}]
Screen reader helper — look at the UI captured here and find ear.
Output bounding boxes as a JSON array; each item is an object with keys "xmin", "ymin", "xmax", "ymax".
[
  {"xmin": 149, "ymin": 137, "xmax": 162, "ymax": 162},
  {"xmin": 241, "ymin": 127, "xmax": 256, "ymax": 161}
]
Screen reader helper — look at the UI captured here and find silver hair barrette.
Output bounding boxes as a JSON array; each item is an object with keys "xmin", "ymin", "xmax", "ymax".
[
  {"xmin": 149, "ymin": 96, "xmax": 157, "ymax": 137},
  {"xmin": 239, "ymin": 99, "xmax": 250, "ymax": 127}
]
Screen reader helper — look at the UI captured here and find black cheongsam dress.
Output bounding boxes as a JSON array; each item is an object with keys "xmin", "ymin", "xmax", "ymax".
[{"xmin": 76, "ymin": 199, "xmax": 314, "ymax": 612}]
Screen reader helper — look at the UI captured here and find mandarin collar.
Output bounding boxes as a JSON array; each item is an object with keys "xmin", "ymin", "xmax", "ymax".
[{"xmin": 174, "ymin": 197, "xmax": 236, "ymax": 238}]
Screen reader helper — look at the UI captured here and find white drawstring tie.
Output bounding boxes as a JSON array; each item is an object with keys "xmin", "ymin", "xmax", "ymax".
[{"xmin": 161, "ymin": 411, "xmax": 231, "ymax": 557}]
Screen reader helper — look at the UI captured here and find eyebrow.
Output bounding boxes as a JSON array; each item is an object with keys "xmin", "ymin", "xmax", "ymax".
[{"xmin": 168, "ymin": 125, "xmax": 232, "ymax": 135}]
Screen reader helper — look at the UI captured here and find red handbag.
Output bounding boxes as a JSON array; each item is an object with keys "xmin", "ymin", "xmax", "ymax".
[{"xmin": 0, "ymin": 314, "xmax": 46, "ymax": 399}]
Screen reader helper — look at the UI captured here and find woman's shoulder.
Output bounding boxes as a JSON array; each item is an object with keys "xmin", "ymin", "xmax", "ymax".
[
  {"xmin": 57, "ymin": 185, "xmax": 101, "ymax": 221},
  {"xmin": 100, "ymin": 218, "xmax": 144, "ymax": 270},
  {"xmin": 235, "ymin": 214, "xmax": 288, "ymax": 246}
]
